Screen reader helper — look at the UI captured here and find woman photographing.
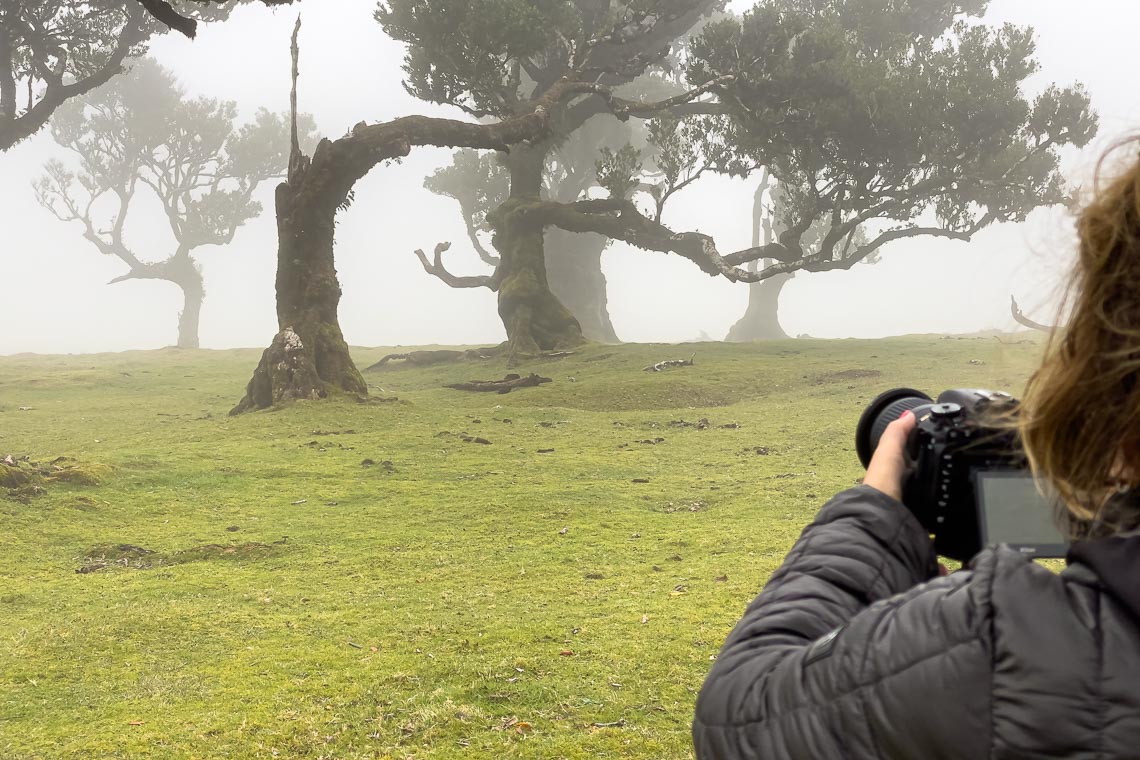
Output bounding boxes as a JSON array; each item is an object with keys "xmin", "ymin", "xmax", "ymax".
[{"xmin": 693, "ymin": 146, "xmax": 1140, "ymax": 759}]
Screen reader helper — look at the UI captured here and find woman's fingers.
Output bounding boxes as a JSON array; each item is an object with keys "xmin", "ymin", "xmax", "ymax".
[{"xmin": 863, "ymin": 410, "xmax": 917, "ymax": 502}]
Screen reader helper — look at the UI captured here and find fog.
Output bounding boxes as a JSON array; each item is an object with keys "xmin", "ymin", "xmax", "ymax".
[{"xmin": 2, "ymin": 0, "xmax": 1138, "ymax": 355}]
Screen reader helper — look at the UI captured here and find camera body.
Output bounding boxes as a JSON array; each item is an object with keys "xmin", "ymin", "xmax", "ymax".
[{"xmin": 856, "ymin": 388, "xmax": 1060, "ymax": 561}]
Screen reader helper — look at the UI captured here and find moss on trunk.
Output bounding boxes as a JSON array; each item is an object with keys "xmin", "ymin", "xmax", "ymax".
[
  {"xmin": 494, "ymin": 200, "xmax": 586, "ymax": 359},
  {"xmin": 231, "ymin": 177, "xmax": 366, "ymax": 414},
  {"xmin": 491, "ymin": 146, "xmax": 586, "ymax": 360}
]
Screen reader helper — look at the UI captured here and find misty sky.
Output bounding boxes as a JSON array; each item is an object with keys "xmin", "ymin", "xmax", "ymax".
[{"xmin": 2, "ymin": 1, "xmax": 1139, "ymax": 355}]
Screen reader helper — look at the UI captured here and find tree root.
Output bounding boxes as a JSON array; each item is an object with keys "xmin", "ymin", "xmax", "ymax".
[{"xmin": 444, "ymin": 373, "xmax": 552, "ymax": 393}]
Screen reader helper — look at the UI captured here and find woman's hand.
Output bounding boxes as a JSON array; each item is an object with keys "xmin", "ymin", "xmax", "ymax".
[
  {"xmin": 864, "ymin": 411, "xmax": 949, "ymax": 574},
  {"xmin": 864, "ymin": 410, "xmax": 917, "ymax": 502}
]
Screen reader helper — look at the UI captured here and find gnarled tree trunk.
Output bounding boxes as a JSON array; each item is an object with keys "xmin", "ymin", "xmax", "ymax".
[
  {"xmin": 727, "ymin": 178, "xmax": 792, "ymax": 341},
  {"xmin": 230, "ymin": 176, "xmax": 366, "ymax": 414},
  {"xmin": 159, "ymin": 248, "xmax": 204, "ymax": 349},
  {"xmin": 233, "ymin": 18, "xmax": 560, "ymax": 412},
  {"xmin": 726, "ymin": 265, "xmax": 792, "ymax": 341},
  {"xmin": 493, "ymin": 145, "xmax": 585, "ymax": 358},
  {"xmin": 176, "ymin": 284, "xmax": 203, "ymax": 349},
  {"xmin": 107, "ymin": 247, "xmax": 206, "ymax": 349},
  {"xmin": 173, "ymin": 263, "xmax": 204, "ymax": 350},
  {"xmin": 544, "ymin": 226, "xmax": 618, "ymax": 343},
  {"xmin": 231, "ymin": 20, "xmax": 365, "ymax": 414}
]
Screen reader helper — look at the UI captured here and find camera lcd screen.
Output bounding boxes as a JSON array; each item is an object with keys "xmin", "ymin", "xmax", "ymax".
[{"xmin": 975, "ymin": 471, "xmax": 1068, "ymax": 557}]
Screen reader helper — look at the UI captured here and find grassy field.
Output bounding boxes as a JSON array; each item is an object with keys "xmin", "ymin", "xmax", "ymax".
[{"xmin": 0, "ymin": 336, "xmax": 1044, "ymax": 759}]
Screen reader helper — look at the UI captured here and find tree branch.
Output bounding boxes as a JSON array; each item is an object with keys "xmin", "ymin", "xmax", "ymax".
[
  {"xmin": 414, "ymin": 242, "xmax": 499, "ymax": 290},
  {"xmin": 293, "ymin": 98, "xmax": 565, "ymax": 212},
  {"xmin": 460, "ymin": 207, "xmax": 500, "ymax": 266},
  {"xmin": 512, "ymin": 198, "xmax": 791, "ymax": 281},
  {"xmin": 0, "ymin": 6, "xmax": 146, "ymax": 150},
  {"xmin": 1010, "ymin": 295, "xmax": 1054, "ymax": 332},
  {"xmin": 509, "ymin": 196, "xmax": 1002, "ymax": 285},
  {"xmin": 134, "ymin": 0, "xmax": 198, "ymax": 38},
  {"xmin": 108, "ymin": 268, "xmax": 152, "ymax": 284},
  {"xmin": 573, "ymin": 72, "xmax": 740, "ymax": 123},
  {"xmin": 844, "ymin": 213, "xmax": 997, "ymax": 265},
  {"xmin": 134, "ymin": 0, "xmax": 298, "ymax": 38}
]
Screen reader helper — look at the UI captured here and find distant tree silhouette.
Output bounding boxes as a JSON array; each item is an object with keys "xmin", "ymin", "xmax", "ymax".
[{"xmin": 35, "ymin": 58, "xmax": 310, "ymax": 348}]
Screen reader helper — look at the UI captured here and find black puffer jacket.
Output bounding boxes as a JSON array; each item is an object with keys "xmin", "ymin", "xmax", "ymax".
[{"xmin": 693, "ymin": 485, "xmax": 1140, "ymax": 759}]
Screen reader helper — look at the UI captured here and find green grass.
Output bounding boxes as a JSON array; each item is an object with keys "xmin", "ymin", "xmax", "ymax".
[{"xmin": 0, "ymin": 335, "xmax": 1044, "ymax": 759}]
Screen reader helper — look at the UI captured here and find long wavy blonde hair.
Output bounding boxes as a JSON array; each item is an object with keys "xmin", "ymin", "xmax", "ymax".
[{"xmin": 1019, "ymin": 141, "xmax": 1140, "ymax": 531}]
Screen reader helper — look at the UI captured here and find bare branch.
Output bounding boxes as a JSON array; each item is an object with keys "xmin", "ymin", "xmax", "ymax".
[
  {"xmin": 108, "ymin": 269, "xmax": 150, "ymax": 284},
  {"xmin": 414, "ymin": 242, "xmax": 499, "ymax": 290},
  {"xmin": 648, "ymin": 162, "xmax": 711, "ymax": 222},
  {"xmin": 1011, "ymin": 295, "xmax": 1055, "ymax": 333},
  {"xmin": 575, "ymin": 72, "xmax": 741, "ymax": 122},
  {"xmin": 461, "ymin": 211, "xmax": 500, "ymax": 266},
  {"xmin": 288, "ymin": 15, "xmax": 305, "ymax": 183}
]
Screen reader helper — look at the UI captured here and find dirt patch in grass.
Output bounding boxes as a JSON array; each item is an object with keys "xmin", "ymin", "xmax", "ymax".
[
  {"xmin": 76, "ymin": 543, "xmax": 155, "ymax": 573},
  {"xmin": 76, "ymin": 541, "xmax": 286, "ymax": 574},
  {"xmin": 172, "ymin": 542, "xmax": 282, "ymax": 564},
  {"xmin": 3, "ymin": 455, "xmax": 110, "ymax": 501},
  {"xmin": 811, "ymin": 368, "xmax": 882, "ymax": 385}
]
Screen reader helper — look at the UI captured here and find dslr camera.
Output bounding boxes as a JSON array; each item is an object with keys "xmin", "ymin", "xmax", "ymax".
[{"xmin": 855, "ymin": 388, "xmax": 1067, "ymax": 562}]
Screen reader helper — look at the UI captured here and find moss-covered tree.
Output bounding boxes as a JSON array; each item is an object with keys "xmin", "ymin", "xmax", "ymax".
[
  {"xmin": 231, "ymin": 18, "xmax": 612, "ymax": 412},
  {"xmin": 423, "ymin": 114, "xmax": 643, "ymax": 343},
  {"xmin": 380, "ymin": 0, "xmax": 726, "ymax": 355},
  {"xmin": 395, "ymin": 0, "xmax": 1096, "ymax": 344},
  {"xmin": 34, "ymin": 58, "xmax": 306, "ymax": 349}
]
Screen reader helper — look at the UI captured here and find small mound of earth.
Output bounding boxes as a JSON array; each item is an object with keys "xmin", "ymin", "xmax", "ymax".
[
  {"xmin": 76, "ymin": 543, "xmax": 156, "ymax": 573},
  {"xmin": 2, "ymin": 455, "xmax": 109, "ymax": 502}
]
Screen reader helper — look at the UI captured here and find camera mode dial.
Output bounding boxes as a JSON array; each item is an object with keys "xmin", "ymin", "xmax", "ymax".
[{"xmin": 930, "ymin": 403, "xmax": 962, "ymax": 418}]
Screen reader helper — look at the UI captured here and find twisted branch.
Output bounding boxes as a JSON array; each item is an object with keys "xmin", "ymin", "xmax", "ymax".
[
  {"xmin": 1010, "ymin": 295, "xmax": 1055, "ymax": 333},
  {"xmin": 508, "ymin": 197, "xmax": 998, "ymax": 283},
  {"xmin": 414, "ymin": 242, "xmax": 499, "ymax": 290}
]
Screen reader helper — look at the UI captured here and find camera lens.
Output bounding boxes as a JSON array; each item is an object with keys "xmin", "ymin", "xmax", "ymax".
[{"xmin": 855, "ymin": 388, "xmax": 933, "ymax": 468}]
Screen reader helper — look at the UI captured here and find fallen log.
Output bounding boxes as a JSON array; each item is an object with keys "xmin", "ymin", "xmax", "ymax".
[
  {"xmin": 365, "ymin": 347, "xmax": 496, "ymax": 371},
  {"xmin": 445, "ymin": 373, "xmax": 552, "ymax": 394}
]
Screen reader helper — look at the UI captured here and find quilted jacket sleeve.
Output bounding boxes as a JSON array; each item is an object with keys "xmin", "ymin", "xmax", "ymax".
[{"xmin": 693, "ymin": 485, "xmax": 997, "ymax": 760}]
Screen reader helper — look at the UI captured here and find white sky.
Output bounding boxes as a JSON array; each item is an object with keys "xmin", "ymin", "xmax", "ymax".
[{"xmin": 1, "ymin": 0, "xmax": 1139, "ymax": 354}]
